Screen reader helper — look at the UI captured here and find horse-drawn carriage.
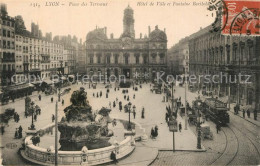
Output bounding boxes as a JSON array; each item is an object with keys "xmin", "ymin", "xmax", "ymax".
[
  {"xmin": 200, "ymin": 124, "xmax": 213, "ymax": 140},
  {"xmin": 0, "ymin": 108, "xmax": 15, "ymax": 124}
]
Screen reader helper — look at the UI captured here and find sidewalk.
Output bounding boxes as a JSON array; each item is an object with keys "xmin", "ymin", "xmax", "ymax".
[{"xmin": 228, "ymin": 103, "xmax": 260, "ymax": 127}]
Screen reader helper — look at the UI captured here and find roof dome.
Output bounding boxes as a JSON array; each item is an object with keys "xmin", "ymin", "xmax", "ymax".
[
  {"xmin": 86, "ymin": 28, "xmax": 107, "ymax": 41},
  {"xmin": 149, "ymin": 25, "xmax": 167, "ymax": 41}
]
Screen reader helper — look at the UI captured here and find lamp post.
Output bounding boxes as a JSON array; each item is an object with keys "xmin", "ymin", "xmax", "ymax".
[
  {"xmin": 197, "ymin": 98, "xmax": 202, "ymax": 149},
  {"xmin": 29, "ymin": 101, "xmax": 35, "ymax": 130},
  {"xmin": 58, "ymin": 88, "xmax": 61, "ymax": 102},
  {"xmin": 128, "ymin": 102, "xmax": 132, "ymax": 130}
]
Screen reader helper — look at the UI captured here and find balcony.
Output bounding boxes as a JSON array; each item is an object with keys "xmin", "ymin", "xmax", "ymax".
[{"xmin": 2, "ymin": 59, "xmax": 15, "ymax": 63}]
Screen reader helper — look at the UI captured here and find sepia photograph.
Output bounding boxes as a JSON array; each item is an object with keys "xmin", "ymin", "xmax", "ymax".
[{"xmin": 0, "ymin": 0, "xmax": 259, "ymax": 165}]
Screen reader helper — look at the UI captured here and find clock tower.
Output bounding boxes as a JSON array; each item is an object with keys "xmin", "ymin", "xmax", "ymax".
[{"xmin": 122, "ymin": 5, "xmax": 135, "ymax": 38}]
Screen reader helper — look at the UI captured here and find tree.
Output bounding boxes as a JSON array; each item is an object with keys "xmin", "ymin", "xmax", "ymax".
[{"xmin": 14, "ymin": 15, "xmax": 26, "ymax": 33}]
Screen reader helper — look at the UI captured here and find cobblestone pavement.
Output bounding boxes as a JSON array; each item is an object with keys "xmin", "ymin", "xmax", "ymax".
[
  {"xmin": 1, "ymin": 83, "xmax": 259, "ymax": 165},
  {"xmin": 152, "ymin": 86, "xmax": 260, "ymax": 166}
]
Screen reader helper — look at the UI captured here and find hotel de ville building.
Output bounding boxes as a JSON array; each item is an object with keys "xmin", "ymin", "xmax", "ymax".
[{"xmin": 85, "ymin": 6, "xmax": 168, "ymax": 80}]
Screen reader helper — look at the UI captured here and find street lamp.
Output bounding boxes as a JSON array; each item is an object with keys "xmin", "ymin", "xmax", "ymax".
[
  {"xmin": 29, "ymin": 101, "xmax": 35, "ymax": 130},
  {"xmin": 58, "ymin": 88, "xmax": 61, "ymax": 102},
  {"xmin": 197, "ymin": 98, "xmax": 202, "ymax": 149},
  {"xmin": 128, "ymin": 102, "xmax": 132, "ymax": 130}
]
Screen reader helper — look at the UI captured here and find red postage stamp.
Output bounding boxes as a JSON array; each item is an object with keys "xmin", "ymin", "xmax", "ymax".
[{"xmin": 222, "ymin": 0, "xmax": 260, "ymax": 35}]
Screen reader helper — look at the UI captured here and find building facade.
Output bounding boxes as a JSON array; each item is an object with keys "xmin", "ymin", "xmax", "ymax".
[
  {"xmin": 0, "ymin": 4, "xmax": 15, "ymax": 86},
  {"xmin": 189, "ymin": 25, "xmax": 260, "ymax": 111},
  {"xmin": 85, "ymin": 6, "xmax": 167, "ymax": 81},
  {"xmin": 168, "ymin": 37, "xmax": 189, "ymax": 76}
]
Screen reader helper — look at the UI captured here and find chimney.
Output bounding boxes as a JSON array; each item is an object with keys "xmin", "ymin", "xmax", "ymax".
[
  {"xmin": 140, "ymin": 33, "xmax": 142, "ymax": 39},
  {"xmin": 155, "ymin": 25, "xmax": 158, "ymax": 30},
  {"xmin": 110, "ymin": 33, "xmax": 114, "ymax": 39},
  {"xmin": 164, "ymin": 28, "xmax": 166, "ymax": 33},
  {"xmin": 148, "ymin": 26, "xmax": 151, "ymax": 35}
]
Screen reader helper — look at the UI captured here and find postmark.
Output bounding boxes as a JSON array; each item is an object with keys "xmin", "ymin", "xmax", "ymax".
[
  {"xmin": 221, "ymin": 0, "xmax": 260, "ymax": 36},
  {"xmin": 207, "ymin": 0, "xmax": 229, "ymax": 33}
]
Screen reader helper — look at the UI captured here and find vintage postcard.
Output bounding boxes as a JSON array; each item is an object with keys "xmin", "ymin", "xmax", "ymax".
[{"xmin": 0, "ymin": 0, "xmax": 259, "ymax": 165}]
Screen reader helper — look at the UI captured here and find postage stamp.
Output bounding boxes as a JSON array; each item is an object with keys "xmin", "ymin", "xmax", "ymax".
[{"xmin": 221, "ymin": 0, "xmax": 260, "ymax": 35}]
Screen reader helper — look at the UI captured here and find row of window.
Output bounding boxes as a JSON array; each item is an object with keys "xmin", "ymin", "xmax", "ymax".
[
  {"xmin": 0, "ymin": 40, "xmax": 15, "ymax": 49},
  {"xmin": 1, "ymin": 19, "xmax": 15, "ymax": 27},
  {"xmin": 15, "ymin": 36, "xmax": 64, "ymax": 48},
  {"xmin": 1, "ymin": 29, "xmax": 15, "ymax": 38}
]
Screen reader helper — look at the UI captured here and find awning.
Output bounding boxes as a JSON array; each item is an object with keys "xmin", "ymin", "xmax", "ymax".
[{"xmin": 4, "ymin": 83, "xmax": 32, "ymax": 91}]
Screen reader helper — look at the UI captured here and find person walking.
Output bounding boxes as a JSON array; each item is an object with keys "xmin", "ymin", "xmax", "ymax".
[
  {"xmin": 34, "ymin": 114, "xmax": 37, "ymax": 121},
  {"xmin": 97, "ymin": 92, "xmax": 99, "ymax": 98},
  {"xmin": 18, "ymin": 125, "xmax": 23, "ymax": 138},
  {"xmin": 38, "ymin": 94, "xmax": 41, "ymax": 101},
  {"xmin": 141, "ymin": 107, "xmax": 145, "ymax": 119},
  {"xmin": 1, "ymin": 125, "xmax": 5, "ymax": 135},
  {"xmin": 110, "ymin": 151, "xmax": 118, "ymax": 164},
  {"xmin": 179, "ymin": 122, "xmax": 182, "ymax": 132},
  {"xmin": 14, "ymin": 128, "xmax": 18, "ymax": 139},
  {"xmin": 109, "ymin": 101, "xmax": 111, "ymax": 108},
  {"xmin": 106, "ymin": 93, "xmax": 108, "ymax": 98},
  {"xmin": 133, "ymin": 110, "xmax": 136, "ymax": 119},
  {"xmin": 154, "ymin": 125, "xmax": 158, "ymax": 137},
  {"xmin": 51, "ymin": 97, "xmax": 53, "ymax": 103},
  {"xmin": 150, "ymin": 127, "xmax": 155, "ymax": 138},
  {"xmin": 133, "ymin": 94, "xmax": 135, "ymax": 99},
  {"xmin": 100, "ymin": 91, "xmax": 102, "ymax": 97},
  {"xmin": 247, "ymin": 109, "xmax": 250, "ymax": 118},
  {"xmin": 254, "ymin": 110, "xmax": 257, "ymax": 120},
  {"xmin": 62, "ymin": 99, "xmax": 64, "ymax": 106},
  {"xmin": 113, "ymin": 101, "xmax": 116, "ymax": 108},
  {"xmin": 243, "ymin": 109, "xmax": 245, "ymax": 118},
  {"xmin": 52, "ymin": 114, "xmax": 55, "ymax": 122}
]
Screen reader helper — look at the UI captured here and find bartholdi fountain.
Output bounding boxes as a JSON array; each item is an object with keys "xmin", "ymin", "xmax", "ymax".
[
  {"xmin": 21, "ymin": 87, "xmax": 136, "ymax": 165},
  {"xmin": 58, "ymin": 87, "xmax": 114, "ymax": 150}
]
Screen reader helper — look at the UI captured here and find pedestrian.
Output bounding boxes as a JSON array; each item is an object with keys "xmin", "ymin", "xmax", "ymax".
[
  {"xmin": 62, "ymin": 99, "xmax": 64, "ymax": 106},
  {"xmin": 15, "ymin": 128, "xmax": 18, "ymax": 139},
  {"xmin": 52, "ymin": 114, "xmax": 55, "ymax": 122},
  {"xmin": 93, "ymin": 93, "xmax": 95, "ymax": 97},
  {"xmin": 34, "ymin": 114, "xmax": 37, "ymax": 121},
  {"xmin": 106, "ymin": 93, "xmax": 108, "ymax": 98},
  {"xmin": 141, "ymin": 107, "xmax": 145, "ymax": 119},
  {"xmin": 38, "ymin": 94, "xmax": 41, "ymax": 101},
  {"xmin": 151, "ymin": 127, "xmax": 155, "ymax": 138},
  {"xmin": 133, "ymin": 94, "xmax": 135, "ymax": 99},
  {"xmin": 18, "ymin": 125, "xmax": 23, "ymax": 138},
  {"xmin": 109, "ymin": 101, "xmax": 111, "ymax": 108},
  {"xmin": 216, "ymin": 123, "xmax": 219, "ymax": 134},
  {"xmin": 100, "ymin": 91, "xmax": 102, "ymax": 97},
  {"xmin": 116, "ymin": 97, "xmax": 118, "ymax": 103},
  {"xmin": 179, "ymin": 122, "xmax": 182, "ymax": 132},
  {"xmin": 154, "ymin": 125, "xmax": 158, "ymax": 137},
  {"xmin": 110, "ymin": 151, "xmax": 118, "ymax": 164},
  {"xmin": 1, "ymin": 125, "xmax": 5, "ymax": 135},
  {"xmin": 113, "ymin": 101, "xmax": 116, "ymax": 108},
  {"xmin": 133, "ymin": 110, "xmax": 136, "ymax": 119},
  {"xmin": 247, "ymin": 109, "xmax": 250, "ymax": 118},
  {"xmin": 243, "ymin": 109, "xmax": 245, "ymax": 118},
  {"xmin": 114, "ymin": 87, "xmax": 116, "ymax": 91},
  {"xmin": 97, "ymin": 92, "xmax": 99, "ymax": 98},
  {"xmin": 119, "ymin": 105, "xmax": 122, "ymax": 112},
  {"xmin": 17, "ymin": 115, "xmax": 20, "ymax": 123},
  {"xmin": 51, "ymin": 97, "xmax": 53, "ymax": 103},
  {"xmin": 254, "ymin": 110, "xmax": 257, "ymax": 120},
  {"xmin": 124, "ymin": 95, "xmax": 126, "ymax": 100},
  {"xmin": 127, "ymin": 96, "xmax": 129, "ymax": 101}
]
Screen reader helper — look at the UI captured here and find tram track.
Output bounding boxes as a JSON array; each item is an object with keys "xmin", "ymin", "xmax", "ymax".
[{"xmin": 209, "ymin": 126, "xmax": 239, "ymax": 166}]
